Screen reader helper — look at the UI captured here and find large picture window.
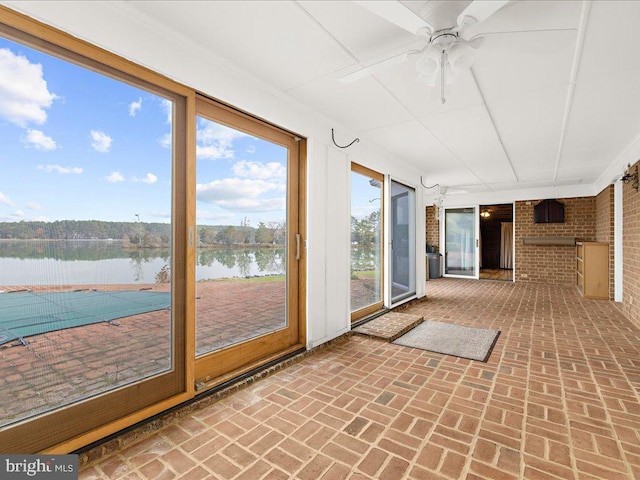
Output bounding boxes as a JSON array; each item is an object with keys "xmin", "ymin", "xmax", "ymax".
[
  {"xmin": 0, "ymin": 6, "xmax": 305, "ymax": 453},
  {"xmin": 0, "ymin": 13, "xmax": 188, "ymax": 453}
]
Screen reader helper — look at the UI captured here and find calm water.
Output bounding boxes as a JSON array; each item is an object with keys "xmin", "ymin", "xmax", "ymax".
[{"xmin": 0, "ymin": 240, "xmax": 285, "ymax": 286}]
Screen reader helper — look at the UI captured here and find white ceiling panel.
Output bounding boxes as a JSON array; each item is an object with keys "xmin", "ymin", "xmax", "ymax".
[
  {"xmin": 563, "ymin": 119, "xmax": 640, "ymax": 154},
  {"xmin": 289, "ymin": 76, "xmax": 414, "ymax": 132},
  {"xmin": 420, "ymin": 105, "xmax": 515, "ymax": 183},
  {"xmin": 361, "ymin": 120, "xmax": 461, "ymax": 166},
  {"xmin": 463, "ymin": 0, "xmax": 582, "ymax": 37},
  {"xmin": 569, "ymin": 69, "xmax": 640, "ymax": 128},
  {"xmin": 489, "ymin": 86, "xmax": 567, "ymax": 159},
  {"xmin": 127, "ymin": 1, "xmax": 354, "ymax": 91},
  {"xmin": 473, "ymin": 29, "xmax": 576, "ymax": 99},
  {"xmin": 578, "ymin": 1, "xmax": 640, "ymax": 79},
  {"xmin": 296, "ymin": 1, "xmax": 420, "ymax": 62},
  {"xmin": 560, "ymin": 149, "xmax": 619, "ymax": 168}
]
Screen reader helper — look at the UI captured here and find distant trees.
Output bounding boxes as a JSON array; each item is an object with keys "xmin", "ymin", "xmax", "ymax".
[
  {"xmin": 0, "ymin": 220, "xmax": 171, "ymax": 244},
  {"xmin": 0, "ymin": 219, "xmax": 288, "ymax": 247},
  {"xmin": 351, "ymin": 210, "xmax": 380, "ymax": 247},
  {"xmin": 254, "ymin": 221, "xmax": 285, "ymax": 245}
]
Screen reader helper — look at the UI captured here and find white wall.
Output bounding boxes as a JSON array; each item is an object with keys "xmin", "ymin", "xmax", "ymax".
[{"xmin": 3, "ymin": 1, "xmax": 425, "ymax": 347}]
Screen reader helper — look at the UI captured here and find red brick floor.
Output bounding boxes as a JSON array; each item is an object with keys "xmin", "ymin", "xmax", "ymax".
[
  {"xmin": 1, "ymin": 278, "xmax": 376, "ymax": 427},
  {"xmin": 78, "ymin": 278, "xmax": 640, "ymax": 479}
]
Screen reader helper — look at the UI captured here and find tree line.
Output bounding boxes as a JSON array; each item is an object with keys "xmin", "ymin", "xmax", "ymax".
[{"xmin": 0, "ymin": 219, "xmax": 286, "ymax": 247}]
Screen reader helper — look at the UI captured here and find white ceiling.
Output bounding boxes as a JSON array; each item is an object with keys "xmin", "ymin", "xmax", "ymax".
[{"xmin": 8, "ymin": 0, "xmax": 640, "ymax": 197}]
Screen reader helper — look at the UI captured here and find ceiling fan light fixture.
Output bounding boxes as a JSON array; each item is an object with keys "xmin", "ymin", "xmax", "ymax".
[
  {"xmin": 448, "ymin": 45, "xmax": 476, "ymax": 74},
  {"xmin": 415, "ymin": 47, "xmax": 441, "ymax": 85}
]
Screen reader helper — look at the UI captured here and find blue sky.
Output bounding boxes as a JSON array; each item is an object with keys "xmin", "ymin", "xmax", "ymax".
[
  {"xmin": 351, "ymin": 171, "xmax": 382, "ymax": 220},
  {"xmin": 0, "ymin": 35, "xmax": 288, "ymax": 227}
]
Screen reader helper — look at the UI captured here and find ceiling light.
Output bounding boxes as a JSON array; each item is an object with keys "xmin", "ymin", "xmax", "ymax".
[
  {"xmin": 414, "ymin": 35, "xmax": 483, "ymax": 103},
  {"xmin": 480, "ymin": 211, "xmax": 491, "ymax": 218}
]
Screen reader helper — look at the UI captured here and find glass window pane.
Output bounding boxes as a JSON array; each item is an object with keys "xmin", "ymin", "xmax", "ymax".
[
  {"xmin": 350, "ymin": 169, "xmax": 382, "ymax": 312},
  {"xmin": 391, "ymin": 180, "xmax": 416, "ymax": 303},
  {"xmin": 195, "ymin": 116, "xmax": 287, "ymax": 356},
  {"xmin": 0, "ymin": 36, "xmax": 173, "ymax": 427},
  {"xmin": 445, "ymin": 208, "xmax": 476, "ymax": 276}
]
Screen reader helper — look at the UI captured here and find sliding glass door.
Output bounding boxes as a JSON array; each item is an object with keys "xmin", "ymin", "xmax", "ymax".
[
  {"xmin": 194, "ymin": 96, "xmax": 304, "ymax": 387},
  {"xmin": 0, "ymin": 18, "xmax": 186, "ymax": 453},
  {"xmin": 390, "ymin": 180, "xmax": 416, "ymax": 304},
  {"xmin": 350, "ymin": 164, "xmax": 384, "ymax": 320},
  {"xmin": 444, "ymin": 207, "xmax": 479, "ymax": 278}
]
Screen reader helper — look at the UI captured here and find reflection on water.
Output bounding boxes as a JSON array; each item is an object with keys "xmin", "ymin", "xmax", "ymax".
[
  {"xmin": 198, "ymin": 247, "xmax": 285, "ymax": 278},
  {"xmin": 0, "ymin": 240, "xmax": 285, "ymax": 285}
]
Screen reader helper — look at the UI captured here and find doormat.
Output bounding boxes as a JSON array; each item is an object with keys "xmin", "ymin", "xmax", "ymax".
[
  {"xmin": 393, "ymin": 321, "xmax": 500, "ymax": 362},
  {"xmin": 352, "ymin": 311, "xmax": 423, "ymax": 341}
]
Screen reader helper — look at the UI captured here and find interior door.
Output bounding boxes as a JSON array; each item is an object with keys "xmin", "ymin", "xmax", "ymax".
[
  {"xmin": 390, "ymin": 180, "xmax": 416, "ymax": 304},
  {"xmin": 194, "ymin": 96, "xmax": 305, "ymax": 388},
  {"xmin": 444, "ymin": 207, "xmax": 479, "ymax": 278}
]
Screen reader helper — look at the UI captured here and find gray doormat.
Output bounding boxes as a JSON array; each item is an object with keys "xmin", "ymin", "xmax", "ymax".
[{"xmin": 392, "ymin": 321, "xmax": 500, "ymax": 362}]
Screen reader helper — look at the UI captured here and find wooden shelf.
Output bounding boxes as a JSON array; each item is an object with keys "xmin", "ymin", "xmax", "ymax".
[{"xmin": 575, "ymin": 242, "xmax": 608, "ymax": 299}]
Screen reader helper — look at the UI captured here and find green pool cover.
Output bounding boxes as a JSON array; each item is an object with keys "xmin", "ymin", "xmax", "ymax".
[{"xmin": 0, "ymin": 290, "xmax": 171, "ymax": 345}]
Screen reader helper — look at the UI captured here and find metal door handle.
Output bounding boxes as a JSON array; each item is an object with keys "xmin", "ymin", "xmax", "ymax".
[{"xmin": 295, "ymin": 233, "xmax": 301, "ymax": 260}]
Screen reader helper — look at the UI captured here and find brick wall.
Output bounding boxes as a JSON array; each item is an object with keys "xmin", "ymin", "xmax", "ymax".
[
  {"xmin": 595, "ymin": 185, "xmax": 614, "ymax": 300},
  {"xmin": 425, "ymin": 206, "xmax": 439, "ymax": 252},
  {"xmin": 622, "ymin": 160, "xmax": 640, "ymax": 326},
  {"xmin": 514, "ymin": 197, "xmax": 596, "ymax": 284}
]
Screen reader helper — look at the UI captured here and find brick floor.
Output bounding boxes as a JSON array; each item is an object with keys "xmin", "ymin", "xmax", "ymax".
[
  {"xmin": 352, "ymin": 312, "xmax": 423, "ymax": 341},
  {"xmin": 0, "ymin": 279, "xmax": 377, "ymax": 426},
  {"xmin": 78, "ymin": 278, "xmax": 640, "ymax": 479}
]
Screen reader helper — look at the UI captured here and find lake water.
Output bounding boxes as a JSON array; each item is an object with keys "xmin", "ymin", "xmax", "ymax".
[{"xmin": 0, "ymin": 240, "xmax": 285, "ymax": 286}]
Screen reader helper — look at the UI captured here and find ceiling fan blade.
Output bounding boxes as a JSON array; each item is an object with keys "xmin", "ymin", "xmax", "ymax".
[
  {"xmin": 457, "ymin": 0, "xmax": 510, "ymax": 30},
  {"xmin": 339, "ymin": 50, "xmax": 416, "ymax": 83},
  {"xmin": 353, "ymin": 1, "xmax": 434, "ymax": 36}
]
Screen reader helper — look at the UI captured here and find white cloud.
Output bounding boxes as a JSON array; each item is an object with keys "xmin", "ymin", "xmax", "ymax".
[
  {"xmin": 0, "ymin": 48, "xmax": 57, "ymax": 127},
  {"xmin": 197, "ymin": 212, "xmax": 234, "ymax": 222},
  {"xmin": 215, "ymin": 198, "xmax": 286, "ymax": 212},
  {"xmin": 196, "ymin": 178, "xmax": 279, "ymax": 203},
  {"xmin": 90, "ymin": 130, "xmax": 112, "ymax": 153},
  {"xmin": 196, "ymin": 120, "xmax": 248, "ymax": 160},
  {"xmin": 37, "ymin": 164, "xmax": 83, "ymax": 175},
  {"xmin": 149, "ymin": 211, "xmax": 171, "ymax": 219},
  {"xmin": 0, "ymin": 192, "xmax": 14, "ymax": 207},
  {"xmin": 10, "ymin": 209, "xmax": 25, "ymax": 220},
  {"xmin": 27, "ymin": 202, "xmax": 42, "ymax": 211},
  {"xmin": 136, "ymin": 173, "xmax": 158, "ymax": 184},
  {"xmin": 196, "ymin": 144, "xmax": 234, "ymax": 160},
  {"xmin": 161, "ymin": 99, "xmax": 172, "ymax": 124},
  {"xmin": 129, "ymin": 97, "xmax": 142, "ymax": 117},
  {"xmin": 159, "ymin": 133, "xmax": 172, "ymax": 149},
  {"xmin": 105, "ymin": 171, "xmax": 124, "ymax": 183},
  {"xmin": 21, "ymin": 129, "xmax": 57, "ymax": 151},
  {"xmin": 232, "ymin": 160, "xmax": 286, "ymax": 181},
  {"xmin": 246, "ymin": 145, "xmax": 256, "ymax": 154}
]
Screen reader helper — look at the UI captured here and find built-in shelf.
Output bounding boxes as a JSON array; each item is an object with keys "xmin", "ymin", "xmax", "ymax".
[{"xmin": 522, "ymin": 237, "xmax": 576, "ymax": 246}]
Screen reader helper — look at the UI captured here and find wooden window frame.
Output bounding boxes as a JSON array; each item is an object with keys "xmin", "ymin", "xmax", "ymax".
[
  {"xmin": 193, "ymin": 95, "xmax": 306, "ymax": 389},
  {"xmin": 0, "ymin": 5, "xmax": 307, "ymax": 453},
  {"xmin": 350, "ymin": 163, "xmax": 385, "ymax": 322},
  {"xmin": 0, "ymin": 6, "xmax": 194, "ymax": 453}
]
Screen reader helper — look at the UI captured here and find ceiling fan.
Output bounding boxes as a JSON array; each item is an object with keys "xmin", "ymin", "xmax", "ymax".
[{"xmin": 341, "ymin": 1, "xmax": 511, "ymax": 102}]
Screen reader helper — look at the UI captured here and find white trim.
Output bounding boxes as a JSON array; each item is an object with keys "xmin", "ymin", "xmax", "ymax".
[{"xmin": 615, "ymin": 181, "xmax": 623, "ymax": 302}]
